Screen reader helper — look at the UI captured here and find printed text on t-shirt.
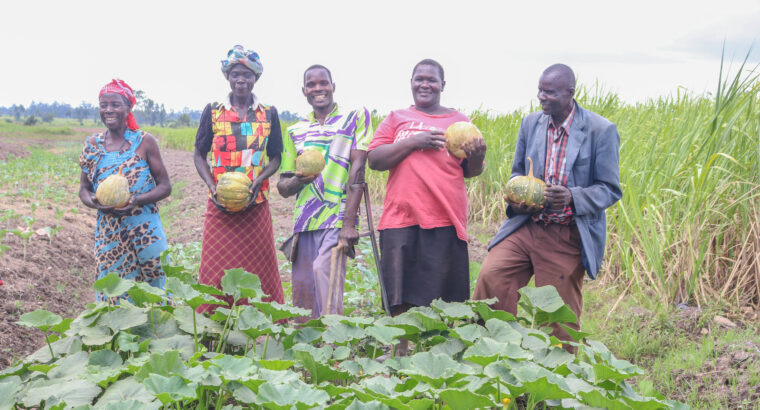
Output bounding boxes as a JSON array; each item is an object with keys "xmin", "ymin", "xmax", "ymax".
[{"xmin": 394, "ymin": 122, "xmax": 441, "ymax": 143}]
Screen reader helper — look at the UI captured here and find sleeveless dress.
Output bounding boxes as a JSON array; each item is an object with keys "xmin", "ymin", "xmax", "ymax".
[{"xmin": 79, "ymin": 130, "xmax": 168, "ymax": 300}]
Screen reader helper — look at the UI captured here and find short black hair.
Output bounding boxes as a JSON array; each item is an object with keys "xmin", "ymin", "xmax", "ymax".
[
  {"xmin": 543, "ymin": 64, "xmax": 575, "ymax": 91},
  {"xmin": 412, "ymin": 59, "xmax": 444, "ymax": 82},
  {"xmin": 303, "ymin": 64, "xmax": 333, "ymax": 84}
]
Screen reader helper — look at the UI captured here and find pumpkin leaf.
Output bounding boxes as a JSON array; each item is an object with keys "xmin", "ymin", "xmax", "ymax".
[
  {"xmin": 127, "ymin": 282, "xmax": 166, "ymax": 307},
  {"xmin": 400, "ymin": 352, "xmax": 473, "ymax": 388},
  {"xmin": 0, "ymin": 376, "xmax": 22, "ymax": 409},
  {"xmin": 255, "ymin": 380, "xmax": 330, "ymax": 410},
  {"xmin": 167, "ymin": 277, "xmax": 225, "ymax": 309},
  {"xmin": 294, "ymin": 349, "xmax": 351, "ymax": 384},
  {"xmin": 221, "ymin": 268, "xmax": 262, "ymax": 300},
  {"xmin": 143, "ymin": 374, "xmax": 197, "ymax": 404},
  {"xmin": 364, "ymin": 324, "xmax": 406, "ymax": 346},
  {"xmin": 94, "ymin": 273, "xmax": 135, "ymax": 299},
  {"xmin": 321, "ymin": 323, "xmax": 367, "ymax": 345},
  {"xmin": 518, "ymin": 286, "xmax": 578, "ymax": 326},
  {"xmin": 439, "ymin": 388, "xmax": 494, "ymax": 409},
  {"xmin": 97, "ymin": 377, "xmax": 157, "ymax": 406},
  {"xmin": 99, "ymin": 304, "xmax": 148, "ymax": 332},
  {"xmin": 430, "ymin": 299, "xmax": 476, "ymax": 321},
  {"xmin": 21, "ymin": 379, "xmax": 101, "ymax": 408},
  {"xmin": 251, "ymin": 300, "xmax": 311, "ymax": 323},
  {"xmin": 16, "ymin": 309, "xmax": 62, "ymax": 332},
  {"xmin": 101, "ymin": 399, "xmax": 161, "ymax": 410}
]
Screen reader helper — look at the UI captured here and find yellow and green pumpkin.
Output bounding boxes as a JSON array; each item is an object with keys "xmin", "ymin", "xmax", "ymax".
[
  {"xmin": 444, "ymin": 121, "xmax": 483, "ymax": 159},
  {"xmin": 295, "ymin": 149, "xmax": 326, "ymax": 177},
  {"xmin": 216, "ymin": 171, "xmax": 252, "ymax": 212},
  {"xmin": 96, "ymin": 165, "xmax": 130, "ymax": 208},
  {"xmin": 505, "ymin": 157, "xmax": 546, "ymax": 207}
]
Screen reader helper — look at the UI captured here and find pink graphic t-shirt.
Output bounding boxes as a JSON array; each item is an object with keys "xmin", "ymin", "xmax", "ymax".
[{"xmin": 368, "ymin": 106, "xmax": 471, "ymax": 241}]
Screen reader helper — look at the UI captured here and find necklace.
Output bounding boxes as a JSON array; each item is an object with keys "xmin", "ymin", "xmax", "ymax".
[{"xmin": 104, "ymin": 130, "xmax": 129, "ymax": 153}]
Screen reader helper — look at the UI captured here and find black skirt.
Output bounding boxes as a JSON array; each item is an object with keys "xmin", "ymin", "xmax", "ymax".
[{"xmin": 379, "ymin": 225, "xmax": 470, "ymax": 310}]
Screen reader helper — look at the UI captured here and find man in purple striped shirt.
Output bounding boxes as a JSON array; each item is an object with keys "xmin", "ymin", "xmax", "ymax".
[{"xmin": 474, "ymin": 64, "xmax": 622, "ymax": 350}]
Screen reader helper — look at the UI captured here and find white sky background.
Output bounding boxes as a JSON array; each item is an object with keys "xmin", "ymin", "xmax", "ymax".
[{"xmin": 0, "ymin": 0, "xmax": 758, "ymax": 117}]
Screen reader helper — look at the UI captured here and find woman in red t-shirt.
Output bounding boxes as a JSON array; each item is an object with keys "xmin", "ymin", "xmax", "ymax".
[{"xmin": 367, "ymin": 59, "xmax": 487, "ymax": 325}]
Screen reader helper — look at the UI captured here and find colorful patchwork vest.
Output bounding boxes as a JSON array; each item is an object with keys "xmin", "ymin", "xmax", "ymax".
[{"xmin": 211, "ymin": 102, "xmax": 272, "ymax": 204}]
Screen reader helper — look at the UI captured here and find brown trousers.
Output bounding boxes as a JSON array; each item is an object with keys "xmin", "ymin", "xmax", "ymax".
[{"xmin": 473, "ymin": 220, "xmax": 585, "ymax": 343}]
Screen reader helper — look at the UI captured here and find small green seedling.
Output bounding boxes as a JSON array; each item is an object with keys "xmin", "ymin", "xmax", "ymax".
[{"xmin": 16, "ymin": 309, "xmax": 63, "ymax": 358}]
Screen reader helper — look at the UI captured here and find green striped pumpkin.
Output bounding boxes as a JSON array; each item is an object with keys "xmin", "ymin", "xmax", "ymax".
[
  {"xmin": 216, "ymin": 172, "xmax": 252, "ymax": 212},
  {"xmin": 505, "ymin": 157, "xmax": 546, "ymax": 208}
]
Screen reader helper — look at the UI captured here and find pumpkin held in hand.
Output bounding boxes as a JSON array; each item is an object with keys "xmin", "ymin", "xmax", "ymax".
[
  {"xmin": 216, "ymin": 171, "xmax": 252, "ymax": 212},
  {"xmin": 444, "ymin": 121, "xmax": 483, "ymax": 159},
  {"xmin": 96, "ymin": 165, "xmax": 130, "ymax": 208},
  {"xmin": 505, "ymin": 157, "xmax": 546, "ymax": 208},
  {"xmin": 295, "ymin": 149, "xmax": 326, "ymax": 177}
]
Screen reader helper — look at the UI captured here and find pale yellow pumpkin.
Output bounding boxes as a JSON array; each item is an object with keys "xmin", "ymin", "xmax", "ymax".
[
  {"xmin": 96, "ymin": 165, "xmax": 130, "ymax": 208},
  {"xmin": 296, "ymin": 149, "xmax": 326, "ymax": 177}
]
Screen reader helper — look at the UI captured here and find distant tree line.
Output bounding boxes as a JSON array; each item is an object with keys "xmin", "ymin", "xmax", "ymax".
[{"xmin": 1, "ymin": 93, "xmax": 303, "ymax": 127}]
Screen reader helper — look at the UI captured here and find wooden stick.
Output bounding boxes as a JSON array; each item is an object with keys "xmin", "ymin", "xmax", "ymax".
[{"xmin": 326, "ymin": 244, "xmax": 343, "ymax": 314}]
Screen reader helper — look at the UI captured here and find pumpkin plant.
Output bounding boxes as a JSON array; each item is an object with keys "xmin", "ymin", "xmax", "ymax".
[{"xmin": 2, "ymin": 266, "xmax": 686, "ymax": 409}]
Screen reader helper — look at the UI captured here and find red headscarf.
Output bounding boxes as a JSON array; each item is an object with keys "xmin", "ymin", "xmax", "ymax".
[{"xmin": 99, "ymin": 79, "xmax": 139, "ymax": 131}]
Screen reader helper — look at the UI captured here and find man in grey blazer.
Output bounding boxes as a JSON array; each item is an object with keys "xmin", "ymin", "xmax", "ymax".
[{"xmin": 473, "ymin": 64, "xmax": 621, "ymax": 344}]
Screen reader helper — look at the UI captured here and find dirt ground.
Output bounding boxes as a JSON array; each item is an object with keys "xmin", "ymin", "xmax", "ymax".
[{"xmin": 0, "ymin": 132, "xmax": 489, "ymax": 367}]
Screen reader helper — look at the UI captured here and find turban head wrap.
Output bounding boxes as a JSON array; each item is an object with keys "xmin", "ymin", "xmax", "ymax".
[
  {"xmin": 99, "ymin": 79, "xmax": 139, "ymax": 131},
  {"xmin": 221, "ymin": 45, "xmax": 263, "ymax": 79}
]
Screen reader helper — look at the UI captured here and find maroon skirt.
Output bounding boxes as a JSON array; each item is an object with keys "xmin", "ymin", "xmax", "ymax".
[{"xmin": 197, "ymin": 199, "xmax": 284, "ymax": 314}]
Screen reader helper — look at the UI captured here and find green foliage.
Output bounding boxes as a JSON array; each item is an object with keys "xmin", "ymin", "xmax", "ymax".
[
  {"xmin": 0, "ymin": 119, "xmax": 76, "ymax": 139},
  {"xmin": 1, "ymin": 269, "xmax": 684, "ymax": 409}
]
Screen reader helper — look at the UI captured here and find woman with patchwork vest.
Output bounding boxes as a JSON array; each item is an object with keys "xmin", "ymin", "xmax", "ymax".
[{"xmin": 193, "ymin": 46, "xmax": 284, "ymax": 312}]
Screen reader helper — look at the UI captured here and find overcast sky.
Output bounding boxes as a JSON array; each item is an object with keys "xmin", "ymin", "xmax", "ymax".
[{"xmin": 1, "ymin": 0, "xmax": 758, "ymax": 116}]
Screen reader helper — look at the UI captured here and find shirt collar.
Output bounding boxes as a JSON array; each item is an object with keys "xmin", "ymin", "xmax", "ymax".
[
  {"xmin": 549, "ymin": 100, "xmax": 576, "ymax": 131},
  {"xmin": 307, "ymin": 103, "xmax": 340, "ymax": 123},
  {"xmin": 218, "ymin": 92, "xmax": 260, "ymax": 111}
]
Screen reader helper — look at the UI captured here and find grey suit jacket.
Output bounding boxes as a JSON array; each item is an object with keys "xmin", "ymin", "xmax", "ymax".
[{"xmin": 488, "ymin": 103, "xmax": 622, "ymax": 279}]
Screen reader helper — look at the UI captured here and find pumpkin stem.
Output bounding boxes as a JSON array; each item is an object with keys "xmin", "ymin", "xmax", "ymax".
[
  {"xmin": 117, "ymin": 164, "xmax": 125, "ymax": 176},
  {"xmin": 527, "ymin": 157, "xmax": 534, "ymax": 177}
]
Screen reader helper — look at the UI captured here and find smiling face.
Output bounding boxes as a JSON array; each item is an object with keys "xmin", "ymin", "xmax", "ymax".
[
  {"xmin": 99, "ymin": 93, "xmax": 130, "ymax": 129},
  {"xmin": 411, "ymin": 64, "xmax": 445, "ymax": 109},
  {"xmin": 537, "ymin": 71, "xmax": 574, "ymax": 120},
  {"xmin": 302, "ymin": 67, "xmax": 335, "ymax": 111},
  {"xmin": 227, "ymin": 64, "xmax": 257, "ymax": 99}
]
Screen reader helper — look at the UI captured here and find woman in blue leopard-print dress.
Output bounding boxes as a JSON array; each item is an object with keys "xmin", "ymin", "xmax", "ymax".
[{"xmin": 78, "ymin": 79, "xmax": 172, "ymax": 302}]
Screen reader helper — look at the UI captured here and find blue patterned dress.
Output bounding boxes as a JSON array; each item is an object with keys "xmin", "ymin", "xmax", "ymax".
[{"xmin": 79, "ymin": 130, "xmax": 167, "ymax": 300}]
